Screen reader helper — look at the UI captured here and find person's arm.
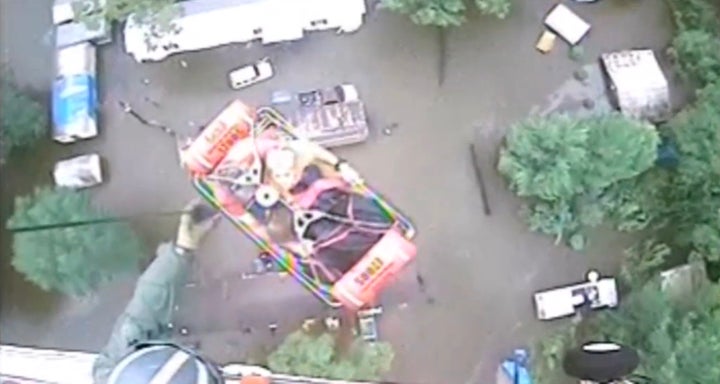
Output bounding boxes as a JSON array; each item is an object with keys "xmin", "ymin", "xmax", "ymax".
[
  {"xmin": 93, "ymin": 243, "xmax": 192, "ymax": 384},
  {"xmin": 289, "ymin": 139, "xmax": 340, "ymax": 167},
  {"xmin": 93, "ymin": 201, "xmax": 219, "ymax": 384}
]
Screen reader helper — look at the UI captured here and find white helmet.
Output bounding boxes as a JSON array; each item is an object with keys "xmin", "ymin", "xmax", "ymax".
[{"xmin": 108, "ymin": 343, "xmax": 222, "ymax": 384}]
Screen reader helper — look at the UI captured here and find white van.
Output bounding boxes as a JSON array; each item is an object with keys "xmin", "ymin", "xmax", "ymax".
[{"xmin": 124, "ymin": 0, "xmax": 367, "ymax": 62}]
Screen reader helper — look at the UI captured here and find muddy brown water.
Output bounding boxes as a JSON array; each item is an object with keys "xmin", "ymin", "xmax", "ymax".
[{"xmin": 1, "ymin": 0, "xmax": 674, "ymax": 383}]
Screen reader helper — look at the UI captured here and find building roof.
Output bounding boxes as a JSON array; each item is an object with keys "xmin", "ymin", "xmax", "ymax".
[{"xmin": 601, "ymin": 49, "xmax": 671, "ymax": 122}]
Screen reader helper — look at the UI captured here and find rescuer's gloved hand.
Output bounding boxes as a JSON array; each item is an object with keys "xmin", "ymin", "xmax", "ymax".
[{"xmin": 175, "ymin": 199, "xmax": 221, "ymax": 251}]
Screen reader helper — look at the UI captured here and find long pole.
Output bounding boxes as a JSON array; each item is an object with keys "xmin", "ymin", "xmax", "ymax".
[
  {"xmin": 469, "ymin": 144, "xmax": 491, "ymax": 216},
  {"xmin": 7, "ymin": 210, "xmax": 189, "ymax": 233}
]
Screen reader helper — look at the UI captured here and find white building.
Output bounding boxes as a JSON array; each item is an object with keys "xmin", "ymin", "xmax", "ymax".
[
  {"xmin": 600, "ymin": 49, "xmax": 671, "ymax": 123},
  {"xmin": 124, "ymin": 0, "xmax": 367, "ymax": 62}
]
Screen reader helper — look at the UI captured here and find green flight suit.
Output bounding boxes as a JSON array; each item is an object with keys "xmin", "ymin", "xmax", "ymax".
[{"xmin": 92, "ymin": 242, "xmax": 192, "ymax": 384}]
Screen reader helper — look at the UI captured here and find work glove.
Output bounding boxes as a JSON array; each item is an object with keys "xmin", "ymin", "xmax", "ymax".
[
  {"xmin": 175, "ymin": 199, "xmax": 221, "ymax": 251},
  {"xmin": 337, "ymin": 161, "xmax": 364, "ymax": 186}
]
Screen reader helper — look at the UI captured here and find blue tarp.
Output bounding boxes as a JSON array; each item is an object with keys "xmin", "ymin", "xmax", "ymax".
[
  {"xmin": 52, "ymin": 74, "xmax": 97, "ymax": 139},
  {"xmin": 501, "ymin": 349, "xmax": 533, "ymax": 384}
]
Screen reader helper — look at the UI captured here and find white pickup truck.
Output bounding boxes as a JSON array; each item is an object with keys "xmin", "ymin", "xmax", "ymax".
[{"xmin": 533, "ymin": 271, "xmax": 619, "ymax": 320}]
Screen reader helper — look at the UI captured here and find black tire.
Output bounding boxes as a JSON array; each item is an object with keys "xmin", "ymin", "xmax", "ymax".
[{"xmin": 563, "ymin": 342, "xmax": 640, "ymax": 382}]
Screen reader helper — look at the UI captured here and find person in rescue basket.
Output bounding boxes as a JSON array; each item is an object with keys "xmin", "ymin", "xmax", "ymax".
[{"xmin": 92, "ymin": 200, "xmax": 271, "ymax": 384}]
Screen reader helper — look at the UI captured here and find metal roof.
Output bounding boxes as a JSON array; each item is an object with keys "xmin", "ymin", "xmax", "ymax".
[{"xmin": 601, "ymin": 49, "xmax": 671, "ymax": 122}]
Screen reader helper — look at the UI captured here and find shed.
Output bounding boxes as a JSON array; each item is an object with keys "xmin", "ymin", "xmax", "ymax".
[{"xmin": 600, "ymin": 49, "xmax": 671, "ymax": 122}]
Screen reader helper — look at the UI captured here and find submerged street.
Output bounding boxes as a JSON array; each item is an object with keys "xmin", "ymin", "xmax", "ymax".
[{"xmin": 0, "ymin": 1, "xmax": 675, "ymax": 383}]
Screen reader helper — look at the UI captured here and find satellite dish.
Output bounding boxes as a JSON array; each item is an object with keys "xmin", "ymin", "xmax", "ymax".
[{"xmin": 563, "ymin": 342, "xmax": 639, "ymax": 382}]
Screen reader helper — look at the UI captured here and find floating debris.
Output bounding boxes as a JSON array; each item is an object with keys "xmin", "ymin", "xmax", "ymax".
[
  {"xmin": 569, "ymin": 45, "xmax": 585, "ymax": 62},
  {"xmin": 179, "ymin": 60, "xmax": 188, "ymax": 68},
  {"xmin": 179, "ymin": 327, "xmax": 189, "ymax": 336},
  {"xmin": 383, "ymin": 122, "xmax": 398, "ymax": 136},
  {"xmin": 574, "ymin": 68, "xmax": 589, "ymax": 82},
  {"xmin": 142, "ymin": 78, "xmax": 150, "ymax": 85},
  {"xmin": 144, "ymin": 96, "xmax": 160, "ymax": 107},
  {"xmin": 324, "ymin": 317, "xmax": 340, "ymax": 331}
]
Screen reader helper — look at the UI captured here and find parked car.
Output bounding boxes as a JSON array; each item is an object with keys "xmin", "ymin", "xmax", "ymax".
[{"xmin": 228, "ymin": 57, "xmax": 274, "ymax": 89}]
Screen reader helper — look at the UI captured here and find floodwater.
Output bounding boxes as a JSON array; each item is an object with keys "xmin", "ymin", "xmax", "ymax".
[{"xmin": 0, "ymin": 0, "xmax": 673, "ymax": 383}]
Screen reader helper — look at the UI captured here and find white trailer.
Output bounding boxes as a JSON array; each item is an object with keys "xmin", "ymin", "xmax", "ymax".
[{"xmin": 124, "ymin": 0, "xmax": 367, "ymax": 62}]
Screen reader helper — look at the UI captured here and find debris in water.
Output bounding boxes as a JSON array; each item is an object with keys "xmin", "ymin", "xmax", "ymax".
[
  {"xmin": 118, "ymin": 100, "xmax": 133, "ymax": 113},
  {"xmin": 180, "ymin": 327, "xmax": 189, "ymax": 336},
  {"xmin": 179, "ymin": 60, "xmax": 188, "ymax": 68},
  {"xmin": 574, "ymin": 68, "xmax": 589, "ymax": 82},
  {"xmin": 582, "ymin": 98, "xmax": 595, "ymax": 110},
  {"xmin": 535, "ymin": 30, "xmax": 557, "ymax": 54},
  {"xmin": 325, "ymin": 317, "xmax": 340, "ymax": 330},
  {"xmin": 569, "ymin": 45, "xmax": 585, "ymax": 62},
  {"xmin": 302, "ymin": 318, "xmax": 317, "ymax": 331},
  {"xmin": 142, "ymin": 78, "xmax": 150, "ymax": 85},
  {"xmin": 398, "ymin": 302, "xmax": 409, "ymax": 310},
  {"xmin": 268, "ymin": 323, "xmax": 278, "ymax": 335},
  {"xmin": 242, "ymin": 327, "xmax": 252, "ymax": 334},
  {"xmin": 144, "ymin": 96, "xmax": 160, "ymax": 107},
  {"xmin": 416, "ymin": 273, "xmax": 426, "ymax": 289},
  {"xmin": 167, "ymin": 322, "xmax": 174, "ymax": 329}
]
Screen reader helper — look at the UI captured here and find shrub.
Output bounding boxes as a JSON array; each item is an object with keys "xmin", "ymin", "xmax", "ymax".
[{"xmin": 7, "ymin": 187, "xmax": 144, "ymax": 296}]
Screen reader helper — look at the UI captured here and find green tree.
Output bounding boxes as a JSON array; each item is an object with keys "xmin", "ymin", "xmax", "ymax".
[
  {"xmin": 591, "ymin": 282, "xmax": 720, "ymax": 383},
  {"xmin": 656, "ymin": 83, "xmax": 720, "ymax": 263},
  {"xmin": 268, "ymin": 330, "xmax": 394, "ymax": 381},
  {"xmin": 74, "ymin": 0, "xmax": 180, "ymax": 37},
  {"xmin": 535, "ymin": 280, "xmax": 720, "ymax": 384},
  {"xmin": 666, "ymin": 0, "xmax": 720, "ymax": 87},
  {"xmin": 0, "ymin": 76, "xmax": 46, "ymax": 162},
  {"xmin": 6, "ymin": 187, "xmax": 144, "ymax": 296},
  {"xmin": 380, "ymin": 0, "xmax": 510, "ymax": 27},
  {"xmin": 498, "ymin": 114, "xmax": 659, "ymax": 248},
  {"xmin": 670, "ymin": 30, "xmax": 720, "ymax": 87}
]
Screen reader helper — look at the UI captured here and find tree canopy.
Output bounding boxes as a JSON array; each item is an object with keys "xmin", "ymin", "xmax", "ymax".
[
  {"xmin": 667, "ymin": 0, "xmax": 720, "ymax": 87},
  {"xmin": 537, "ymin": 280, "xmax": 720, "ymax": 384},
  {"xmin": 267, "ymin": 330, "xmax": 394, "ymax": 381},
  {"xmin": 0, "ymin": 75, "xmax": 47, "ymax": 163},
  {"xmin": 380, "ymin": 0, "xmax": 510, "ymax": 27},
  {"xmin": 497, "ymin": 114, "xmax": 659, "ymax": 248},
  {"xmin": 74, "ymin": 0, "xmax": 180, "ymax": 36},
  {"xmin": 7, "ymin": 187, "xmax": 144, "ymax": 296},
  {"xmin": 658, "ymin": 83, "xmax": 720, "ymax": 263}
]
